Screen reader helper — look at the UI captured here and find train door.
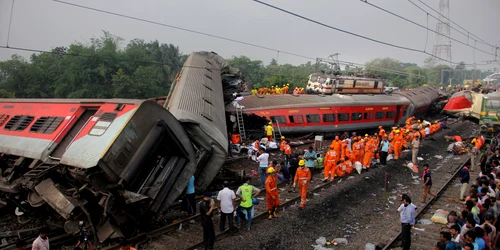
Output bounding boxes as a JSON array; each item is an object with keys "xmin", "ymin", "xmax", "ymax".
[
  {"xmin": 50, "ymin": 108, "xmax": 98, "ymax": 159},
  {"xmin": 394, "ymin": 105, "xmax": 403, "ymax": 125}
]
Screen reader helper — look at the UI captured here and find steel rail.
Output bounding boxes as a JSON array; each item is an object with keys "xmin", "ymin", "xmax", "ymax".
[{"xmin": 381, "ymin": 157, "xmax": 470, "ymax": 250}]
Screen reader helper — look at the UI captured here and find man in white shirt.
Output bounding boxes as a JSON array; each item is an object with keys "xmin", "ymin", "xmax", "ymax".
[
  {"xmin": 32, "ymin": 228, "xmax": 50, "ymax": 250},
  {"xmin": 398, "ymin": 194, "xmax": 416, "ymax": 250},
  {"xmin": 257, "ymin": 149, "xmax": 269, "ymax": 187},
  {"xmin": 424, "ymin": 125, "xmax": 431, "ymax": 136},
  {"xmin": 217, "ymin": 181, "xmax": 236, "ymax": 232}
]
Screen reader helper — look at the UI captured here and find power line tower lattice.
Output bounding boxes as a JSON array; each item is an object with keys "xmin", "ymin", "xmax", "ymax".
[{"xmin": 431, "ymin": 0, "xmax": 452, "ymax": 65}]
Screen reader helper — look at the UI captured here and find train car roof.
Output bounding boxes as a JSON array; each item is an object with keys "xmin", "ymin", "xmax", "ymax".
[
  {"xmin": 0, "ymin": 98, "xmax": 146, "ymax": 104},
  {"xmin": 232, "ymin": 93, "xmax": 409, "ymax": 111},
  {"xmin": 484, "ymin": 91, "xmax": 500, "ymax": 99}
]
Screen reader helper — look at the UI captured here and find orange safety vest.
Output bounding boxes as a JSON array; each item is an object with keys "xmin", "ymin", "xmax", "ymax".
[
  {"xmin": 280, "ymin": 141, "xmax": 286, "ymax": 151},
  {"xmin": 294, "ymin": 166, "xmax": 311, "ymax": 184},
  {"xmin": 284, "ymin": 144, "xmax": 292, "ymax": 155}
]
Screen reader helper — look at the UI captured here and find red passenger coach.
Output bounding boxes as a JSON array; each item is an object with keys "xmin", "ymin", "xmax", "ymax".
[{"xmin": 233, "ymin": 86, "xmax": 439, "ymax": 134}]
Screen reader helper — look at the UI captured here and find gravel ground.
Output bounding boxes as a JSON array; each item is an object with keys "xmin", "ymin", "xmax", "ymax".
[{"xmin": 215, "ymin": 119, "xmax": 479, "ymax": 250}]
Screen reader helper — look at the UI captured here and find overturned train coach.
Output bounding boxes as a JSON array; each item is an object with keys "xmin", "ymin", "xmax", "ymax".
[
  {"xmin": 0, "ymin": 52, "xmax": 227, "ymax": 242},
  {"xmin": 233, "ymin": 86, "xmax": 439, "ymax": 134}
]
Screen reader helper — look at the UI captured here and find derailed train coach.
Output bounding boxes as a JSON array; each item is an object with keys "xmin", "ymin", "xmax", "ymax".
[{"xmin": 0, "ymin": 52, "xmax": 228, "ymax": 242}]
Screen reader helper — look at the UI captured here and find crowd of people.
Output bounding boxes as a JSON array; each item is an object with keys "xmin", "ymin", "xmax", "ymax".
[{"xmin": 250, "ymin": 85, "xmax": 306, "ymax": 95}]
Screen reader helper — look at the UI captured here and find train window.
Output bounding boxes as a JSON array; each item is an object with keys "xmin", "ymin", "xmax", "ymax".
[
  {"xmin": 364, "ymin": 112, "xmax": 373, "ymax": 120},
  {"xmin": 30, "ymin": 116, "xmax": 64, "ymax": 134},
  {"xmin": 386, "ymin": 111, "xmax": 395, "ymax": 118},
  {"xmin": 270, "ymin": 116, "xmax": 287, "ymax": 124},
  {"xmin": 4, "ymin": 115, "xmax": 35, "ymax": 131},
  {"xmin": 0, "ymin": 114, "xmax": 9, "ymax": 127},
  {"xmin": 288, "ymin": 115, "xmax": 304, "ymax": 124},
  {"xmin": 403, "ymin": 108, "xmax": 408, "ymax": 117},
  {"xmin": 486, "ymin": 100, "xmax": 500, "ymax": 109},
  {"xmin": 322, "ymin": 114, "xmax": 336, "ymax": 122},
  {"xmin": 375, "ymin": 112, "xmax": 384, "ymax": 119},
  {"xmin": 89, "ymin": 112, "xmax": 118, "ymax": 136},
  {"xmin": 306, "ymin": 114, "xmax": 321, "ymax": 123},
  {"xmin": 351, "ymin": 113, "xmax": 362, "ymax": 121},
  {"xmin": 338, "ymin": 113, "xmax": 350, "ymax": 122}
]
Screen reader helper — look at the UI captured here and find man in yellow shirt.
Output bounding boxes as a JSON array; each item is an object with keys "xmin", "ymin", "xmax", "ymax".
[{"xmin": 266, "ymin": 122, "xmax": 274, "ymax": 141}]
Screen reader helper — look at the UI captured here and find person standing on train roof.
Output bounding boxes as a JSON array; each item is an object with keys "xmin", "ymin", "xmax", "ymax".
[
  {"xmin": 265, "ymin": 122, "xmax": 274, "ymax": 141},
  {"xmin": 293, "ymin": 160, "xmax": 311, "ymax": 209},
  {"xmin": 265, "ymin": 167, "xmax": 280, "ymax": 219},
  {"xmin": 303, "ymin": 147, "xmax": 316, "ymax": 182}
]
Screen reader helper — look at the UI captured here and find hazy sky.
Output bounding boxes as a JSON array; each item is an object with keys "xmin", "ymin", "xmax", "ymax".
[{"xmin": 0, "ymin": 0, "xmax": 499, "ymax": 70}]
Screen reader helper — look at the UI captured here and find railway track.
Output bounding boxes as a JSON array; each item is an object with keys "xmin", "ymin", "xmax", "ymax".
[{"xmin": 381, "ymin": 156, "xmax": 475, "ymax": 250}]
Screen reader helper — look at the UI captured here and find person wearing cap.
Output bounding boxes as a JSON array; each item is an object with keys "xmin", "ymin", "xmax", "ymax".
[
  {"xmin": 378, "ymin": 126, "xmax": 386, "ymax": 138},
  {"xmin": 217, "ymin": 181, "xmax": 236, "ymax": 232},
  {"xmin": 235, "ymin": 177, "xmax": 261, "ymax": 231},
  {"xmin": 363, "ymin": 136, "xmax": 375, "ymax": 170},
  {"xmin": 324, "ymin": 146, "xmax": 337, "ymax": 182},
  {"xmin": 265, "ymin": 167, "xmax": 280, "ymax": 219},
  {"xmin": 265, "ymin": 122, "xmax": 274, "ymax": 141},
  {"xmin": 279, "ymin": 136, "xmax": 286, "ymax": 158},
  {"xmin": 393, "ymin": 130, "xmax": 403, "ymax": 160},
  {"xmin": 293, "ymin": 160, "xmax": 311, "ymax": 208},
  {"xmin": 283, "ymin": 140, "xmax": 292, "ymax": 166},
  {"xmin": 303, "ymin": 146, "xmax": 316, "ymax": 182},
  {"xmin": 200, "ymin": 192, "xmax": 215, "ymax": 250}
]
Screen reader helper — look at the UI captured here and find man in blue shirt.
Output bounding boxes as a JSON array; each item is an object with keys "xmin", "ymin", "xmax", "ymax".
[
  {"xmin": 182, "ymin": 176, "xmax": 196, "ymax": 215},
  {"xmin": 464, "ymin": 230, "xmax": 481, "ymax": 250},
  {"xmin": 439, "ymin": 231, "xmax": 456, "ymax": 250},
  {"xmin": 303, "ymin": 147, "xmax": 316, "ymax": 182},
  {"xmin": 379, "ymin": 137, "xmax": 390, "ymax": 166},
  {"xmin": 398, "ymin": 194, "xmax": 416, "ymax": 250}
]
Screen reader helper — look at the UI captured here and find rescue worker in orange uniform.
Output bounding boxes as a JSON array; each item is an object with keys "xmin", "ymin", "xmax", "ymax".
[
  {"xmin": 474, "ymin": 138, "xmax": 482, "ymax": 150},
  {"xmin": 344, "ymin": 157, "xmax": 353, "ymax": 175},
  {"xmin": 341, "ymin": 140, "xmax": 350, "ymax": 160},
  {"xmin": 293, "ymin": 160, "xmax": 311, "ymax": 208},
  {"xmin": 388, "ymin": 129, "xmax": 396, "ymax": 141},
  {"xmin": 378, "ymin": 126, "xmax": 386, "ymax": 138},
  {"xmin": 330, "ymin": 136, "xmax": 342, "ymax": 162},
  {"xmin": 353, "ymin": 138, "xmax": 363, "ymax": 163},
  {"xmin": 363, "ymin": 137, "xmax": 375, "ymax": 169},
  {"xmin": 336, "ymin": 158, "xmax": 347, "ymax": 177},
  {"xmin": 265, "ymin": 167, "xmax": 279, "ymax": 219},
  {"xmin": 393, "ymin": 130, "xmax": 403, "ymax": 160},
  {"xmin": 324, "ymin": 146, "xmax": 337, "ymax": 181},
  {"xmin": 406, "ymin": 116, "xmax": 415, "ymax": 125}
]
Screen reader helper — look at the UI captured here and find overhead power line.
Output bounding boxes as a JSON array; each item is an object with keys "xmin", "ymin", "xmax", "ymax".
[
  {"xmin": 252, "ymin": 0, "xmax": 496, "ymax": 66},
  {"xmin": 361, "ymin": 1, "xmax": 496, "ymax": 58},
  {"xmin": 413, "ymin": 0, "xmax": 496, "ymax": 49},
  {"xmin": 48, "ymin": 0, "xmax": 434, "ymax": 78}
]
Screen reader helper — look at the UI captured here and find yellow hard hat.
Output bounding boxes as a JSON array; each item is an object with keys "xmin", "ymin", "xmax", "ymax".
[
  {"xmin": 268, "ymin": 122, "xmax": 272, "ymax": 125},
  {"xmin": 365, "ymin": 134, "xmax": 369, "ymax": 137},
  {"xmin": 472, "ymin": 139, "xmax": 477, "ymax": 143},
  {"xmin": 281, "ymin": 136, "xmax": 285, "ymax": 139},
  {"xmin": 395, "ymin": 130, "xmax": 400, "ymax": 133},
  {"xmin": 418, "ymin": 120, "xmax": 421, "ymax": 123},
  {"xmin": 298, "ymin": 159, "xmax": 305, "ymax": 166},
  {"xmin": 267, "ymin": 167, "xmax": 275, "ymax": 173}
]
